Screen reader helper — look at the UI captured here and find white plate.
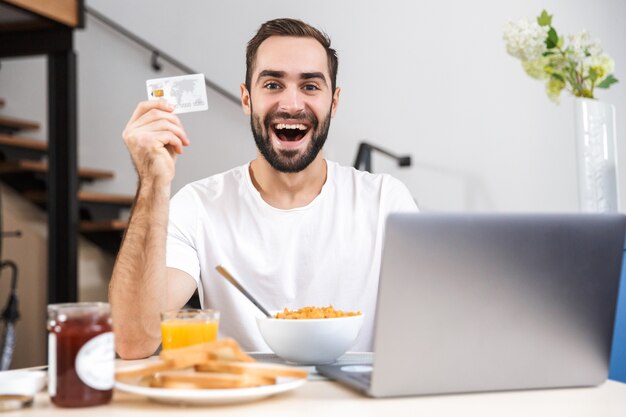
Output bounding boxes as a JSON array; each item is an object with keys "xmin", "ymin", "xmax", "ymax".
[{"xmin": 115, "ymin": 377, "xmax": 306, "ymax": 406}]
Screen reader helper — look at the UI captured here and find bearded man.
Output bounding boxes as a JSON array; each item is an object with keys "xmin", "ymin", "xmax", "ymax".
[{"xmin": 110, "ymin": 18, "xmax": 417, "ymax": 359}]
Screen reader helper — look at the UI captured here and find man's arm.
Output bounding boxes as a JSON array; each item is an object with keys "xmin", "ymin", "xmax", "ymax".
[{"xmin": 109, "ymin": 100, "xmax": 196, "ymax": 359}]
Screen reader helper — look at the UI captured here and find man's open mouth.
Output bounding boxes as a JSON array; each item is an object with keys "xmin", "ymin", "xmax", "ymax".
[{"xmin": 272, "ymin": 123, "xmax": 310, "ymax": 142}]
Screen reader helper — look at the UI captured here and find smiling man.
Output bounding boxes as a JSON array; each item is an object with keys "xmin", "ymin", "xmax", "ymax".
[{"xmin": 110, "ymin": 18, "xmax": 418, "ymax": 359}]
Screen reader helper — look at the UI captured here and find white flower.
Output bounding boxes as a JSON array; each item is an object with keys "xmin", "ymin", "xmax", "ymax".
[
  {"xmin": 503, "ymin": 18, "xmax": 549, "ymax": 61},
  {"xmin": 586, "ymin": 53, "xmax": 615, "ymax": 82},
  {"xmin": 568, "ymin": 30, "xmax": 603, "ymax": 63},
  {"xmin": 522, "ymin": 57, "xmax": 550, "ymax": 79}
]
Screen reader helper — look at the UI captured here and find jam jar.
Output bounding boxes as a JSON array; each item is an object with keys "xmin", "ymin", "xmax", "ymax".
[{"xmin": 47, "ymin": 302, "xmax": 114, "ymax": 407}]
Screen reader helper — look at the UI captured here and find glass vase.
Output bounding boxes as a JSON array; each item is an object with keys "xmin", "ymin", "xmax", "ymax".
[{"xmin": 574, "ymin": 98, "xmax": 619, "ymax": 212}]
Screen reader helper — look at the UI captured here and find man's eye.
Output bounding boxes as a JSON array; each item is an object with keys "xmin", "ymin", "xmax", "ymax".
[
  {"xmin": 264, "ymin": 82, "xmax": 281, "ymax": 90},
  {"xmin": 303, "ymin": 84, "xmax": 319, "ymax": 91}
]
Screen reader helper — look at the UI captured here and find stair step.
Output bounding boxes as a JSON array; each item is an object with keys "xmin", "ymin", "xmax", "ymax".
[
  {"xmin": 0, "ymin": 160, "xmax": 114, "ymax": 180},
  {"xmin": 24, "ymin": 190, "xmax": 134, "ymax": 206},
  {"xmin": 80, "ymin": 220, "xmax": 126, "ymax": 254},
  {"xmin": 0, "ymin": 133, "xmax": 47, "ymax": 152},
  {"xmin": 78, "ymin": 191, "xmax": 135, "ymax": 205},
  {"xmin": 0, "ymin": 115, "xmax": 40, "ymax": 133},
  {"xmin": 0, "ymin": 133, "xmax": 47, "ymax": 161},
  {"xmin": 80, "ymin": 219, "xmax": 128, "ymax": 233}
]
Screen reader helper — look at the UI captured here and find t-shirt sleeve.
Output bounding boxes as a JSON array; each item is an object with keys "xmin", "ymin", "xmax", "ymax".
[
  {"xmin": 384, "ymin": 175, "xmax": 419, "ymax": 213},
  {"xmin": 166, "ymin": 186, "xmax": 201, "ymax": 284}
]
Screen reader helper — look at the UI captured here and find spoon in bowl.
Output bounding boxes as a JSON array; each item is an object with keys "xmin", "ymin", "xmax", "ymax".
[{"xmin": 215, "ymin": 265, "xmax": 273, "ymax": 318}]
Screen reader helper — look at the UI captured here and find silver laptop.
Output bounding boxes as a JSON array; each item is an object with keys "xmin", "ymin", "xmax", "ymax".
[{"xmin": 317, "ymin": 213, "xmax": 625, "ymax": 397}]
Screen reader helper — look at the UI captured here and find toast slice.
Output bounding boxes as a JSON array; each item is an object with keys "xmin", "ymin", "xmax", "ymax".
[
  {"xmin": 115, "ymin": 359, "xmax": 174, "ymax": 380},
  {"xmin": 159, "ymin": 338, "xmax": 254, "ymax": 364},
  {"xmin": 195, "ymin": 360, "xmax": 308, "ymax": 379},
  {"xmin": 117, "ymin": 339, "xmax": 252, "ymax": 380},
  {"xmin": 150, "ymin": 371, "xmax": 276, "ymax": 389}
]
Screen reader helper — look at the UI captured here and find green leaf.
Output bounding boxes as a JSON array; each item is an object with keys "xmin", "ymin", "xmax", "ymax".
[
  {"xmin": 597, "ymin": 74, "xmax": 619, "ymax": 89},
  {"xmin": 542, "ymin": 51, "xmax": 555, "ymax": 56},
  {"xmin": 537, "ymin": 10, "xmax": 552, "ymax": 26},
  {"xmin": 557, "ymin": 36, "xmax": 564, "ymax": 49},
  {"xmin": 545, "ymin": 28, "xmax": 559, "ymax": 49},
  {"xmin": 551, "ymin": 73, "xmax": 565, "ymax": 83}
]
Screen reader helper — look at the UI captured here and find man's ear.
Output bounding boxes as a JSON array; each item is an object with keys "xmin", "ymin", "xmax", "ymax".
[
  {"xmin": 331, "ymin": 87, "xmax": 341, "ymax": 117},
  {"xmin": 240, "ymin": 83, "xmax": 251, "ymax": 115}
]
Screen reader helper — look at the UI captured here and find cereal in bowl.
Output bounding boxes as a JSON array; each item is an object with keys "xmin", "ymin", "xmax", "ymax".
[{"xmin": 275, "ymin": 306, "xmax": 361, "ymax": 319}]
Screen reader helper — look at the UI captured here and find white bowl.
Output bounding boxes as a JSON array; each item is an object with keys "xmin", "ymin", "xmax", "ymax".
[
  {"xmin": 0, "ymin": 370, "xmax": 46, "ymax": 396},
  {"xmin": 256, "ymin": 313, "xmax": 364, "ymax": 365}
]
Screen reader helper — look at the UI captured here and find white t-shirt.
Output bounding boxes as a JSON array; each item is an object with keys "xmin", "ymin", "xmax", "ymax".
[{"xmin": 166, "ymin": 160, "xmax": 418, "ymax": 351}]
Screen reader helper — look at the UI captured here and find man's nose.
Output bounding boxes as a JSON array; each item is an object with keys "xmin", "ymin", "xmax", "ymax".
[{"xmin": 278, "ymin": 87, "xmax": 305, "ymax": 114}]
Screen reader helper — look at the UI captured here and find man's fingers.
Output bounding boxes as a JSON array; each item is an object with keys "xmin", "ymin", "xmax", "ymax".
[
  {"xmin": 129, "ymin": 100, "xmax": 174, "ymax": 125},
  {"xmin": 138, "ymin": 119, "xmax": 188, "ymax": 146},
  {"xmin": 129, "ymin": 125, "xmax": 185, "ymax": 155},
  {"xmin": 132, "ymin": 109, "xmax": 187, "ymax": 139},
  {"xmin": 124, "ymin": 111, "xmax": 189, "ymax": 149},
  {"xmin": 155, "ymin": 131, "xmax": 184, "ymax": 155},
  {"xmin": 160, "ymin": 120, "xmax": 189, "ymax": 146}
]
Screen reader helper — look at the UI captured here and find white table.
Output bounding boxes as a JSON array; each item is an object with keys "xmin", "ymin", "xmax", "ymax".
[{"xmin": 8, "ymin": 378, "xmax": 626, "ymax": 417}]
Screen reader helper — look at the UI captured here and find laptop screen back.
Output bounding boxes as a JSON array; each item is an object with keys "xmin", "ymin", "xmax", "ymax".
[{"xmin": 370, "ymin": 213, "xmax": 625, "ymax": 397}]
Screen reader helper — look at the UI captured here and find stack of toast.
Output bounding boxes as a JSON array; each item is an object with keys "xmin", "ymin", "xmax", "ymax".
[{"xmin": 115, "ymin": 338, "xmax": 308, "ymax": 389}]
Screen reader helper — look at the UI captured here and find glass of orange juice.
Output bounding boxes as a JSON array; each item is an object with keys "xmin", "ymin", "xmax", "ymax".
[{"xmin": 160, "ymin": 309, "xmax": 220, "ymax": 350}]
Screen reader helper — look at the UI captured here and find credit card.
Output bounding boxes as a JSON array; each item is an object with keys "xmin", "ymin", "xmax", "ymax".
[{"xmin": 146, "ymin": 73, "xmax": 208, "ymax": 114}]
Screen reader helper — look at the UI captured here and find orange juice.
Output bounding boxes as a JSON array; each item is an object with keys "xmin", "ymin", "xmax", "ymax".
[{"xmin": 160, "ymin": 309, "xmax": 220, "ymax": 350}]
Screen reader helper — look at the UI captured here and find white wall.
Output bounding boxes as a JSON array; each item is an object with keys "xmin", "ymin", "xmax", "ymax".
[
  {"xmin": 78, "ymin": 0, "xmax": 626, "ymax": 212},
  {"xmin": 1, "ymin": 0, "xmax": 625, "ymax": 208},
  {"xmin": 1, "ymin": 0, "xmax": 625, "ymax": 211}
]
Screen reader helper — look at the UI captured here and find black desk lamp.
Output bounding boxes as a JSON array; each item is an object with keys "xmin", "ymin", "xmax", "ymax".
[{"xmin": 353, "ymin": 142, "xmax": 411, "ymax": 173}]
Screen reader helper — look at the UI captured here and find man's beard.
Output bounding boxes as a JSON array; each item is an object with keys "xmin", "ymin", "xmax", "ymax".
[{"xmin": 250, "ymin": 104, "xmax": 332, "ymax": 173}]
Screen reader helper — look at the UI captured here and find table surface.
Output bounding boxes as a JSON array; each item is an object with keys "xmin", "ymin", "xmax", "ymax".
[
  {"xmin": 7, "ymin": 378, "xmax": 626, "ymax": 417},
  {"xmin": 6, "ymin": 354, "xmax": 626, "ymax": 416}
]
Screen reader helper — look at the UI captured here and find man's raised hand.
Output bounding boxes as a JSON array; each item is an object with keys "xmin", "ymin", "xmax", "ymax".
[{"xmin": 122, "ymin": 100, "xmax": 190, "ymax": 185}]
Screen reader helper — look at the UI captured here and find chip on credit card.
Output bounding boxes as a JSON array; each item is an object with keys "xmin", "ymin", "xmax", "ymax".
[{"xmin": 146, "ymin": 73, "xmax": 208, "ymax": 114}]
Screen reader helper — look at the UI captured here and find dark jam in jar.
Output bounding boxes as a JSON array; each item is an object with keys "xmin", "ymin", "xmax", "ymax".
[{"xmin": 47, "ymin": 303, "xmax": 114, "ymax": 407}]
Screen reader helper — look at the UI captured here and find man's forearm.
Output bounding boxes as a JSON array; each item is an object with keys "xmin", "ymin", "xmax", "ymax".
[{"xmin": 109, "ymin": 180, "xmax": 171, "ymax": 359}]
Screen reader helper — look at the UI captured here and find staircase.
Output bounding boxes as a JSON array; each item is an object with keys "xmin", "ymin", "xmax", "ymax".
[{"xmin": 0, "ymin": 99, "xmax": 131, "ymax": 255}]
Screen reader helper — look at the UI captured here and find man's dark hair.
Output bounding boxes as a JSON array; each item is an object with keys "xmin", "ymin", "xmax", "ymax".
[{"xmin": 245, "ymin": 18, "xmax": 338, "ymax": 92}]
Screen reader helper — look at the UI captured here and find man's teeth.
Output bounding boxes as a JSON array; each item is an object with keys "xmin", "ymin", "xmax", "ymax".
[{"xmin": 275, "ymin": 123, "xmax": 307, "ymax": 130}]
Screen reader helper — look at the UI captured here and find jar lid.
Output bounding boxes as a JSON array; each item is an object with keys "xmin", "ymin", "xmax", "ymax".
[{"xmin": 47, "ymin": 302, "xmax": 110, "ymax": 318}]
